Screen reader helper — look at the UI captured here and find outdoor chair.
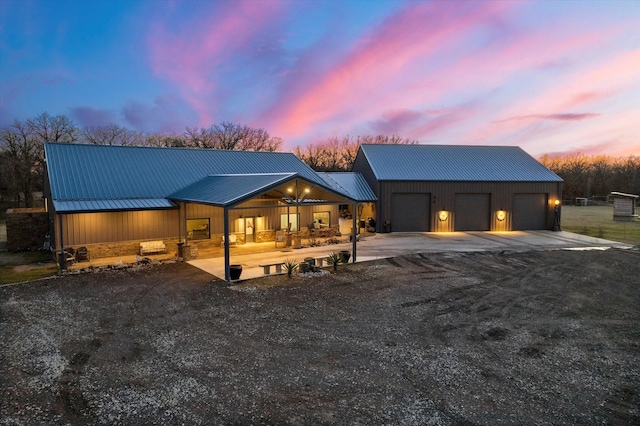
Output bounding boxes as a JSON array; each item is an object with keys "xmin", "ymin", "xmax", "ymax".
[
  {"xmin": 275, "ymin": 231, "xmax": 286, "ymax": 248},
  {"xmin": 76, "ymin": 246, "xmax": 90, "ymax": 261},
  {"xmin": 221, "ymin": 234, "xmax": 238, "ymax": 247}
]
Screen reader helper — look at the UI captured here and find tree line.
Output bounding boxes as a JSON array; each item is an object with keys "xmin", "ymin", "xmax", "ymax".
[
  {"xmin": 2, "ymin": 112, "xmax": 637, "ymax": 209},
  {"xmin": 539, "ymin": 153, "xmax": 640, "ymax": 203}
]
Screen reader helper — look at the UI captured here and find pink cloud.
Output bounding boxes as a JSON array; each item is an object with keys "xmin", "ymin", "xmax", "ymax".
[
  {"xmin": 147, "ymin": 0, "xmax": 284, "ymax": 127},
  {"xmin": 263, "ymin": 1, "xmax": 513, "ymax": 139},
  {"xmin": 462, "ymin": 47, "xmax": 639, "ymax": 147}
]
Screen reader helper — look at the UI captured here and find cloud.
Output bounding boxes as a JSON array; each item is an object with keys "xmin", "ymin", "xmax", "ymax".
[
  {"xmin": 369, "ymin": 109, "xmax": 424, "ymax": 135},
  {"xmin": 146, "ymin": 0, "xmax": 286, "ymax": 127},
  {"xmin": 261, "ymin": 1, "xmax": 513, "ymax": 141},
  {"xmin": 70, "ymin": 106, "xmax": 115, "ymax": 127},
  {"xmin": 497, "ymin": 113, "xmax": 600, "ymax": 123},
  {"xmin": 122, "ymin": 94, "xmax": 193, "ymax": 133}
]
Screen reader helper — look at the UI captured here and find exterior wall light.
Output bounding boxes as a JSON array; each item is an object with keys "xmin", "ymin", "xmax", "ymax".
[
  {"xmin": 438, "ymin": 210, "xmax": 449, "ymax": 222},
  {"xmin": 496, "ymin": 210, "xmax": 506, "ymax": 221},
  {"xmin": 554, "ymin": 199, "xmax": 560, "ymax": 206}
]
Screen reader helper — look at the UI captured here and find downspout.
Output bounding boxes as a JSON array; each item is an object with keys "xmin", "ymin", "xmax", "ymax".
[
  {"xmin": 59, "ymin": 214, "xmax": 66, "ymax": 271},
  {"xmin": 224, "ymin": 207, "xmax": 230, "ymax": 282}
]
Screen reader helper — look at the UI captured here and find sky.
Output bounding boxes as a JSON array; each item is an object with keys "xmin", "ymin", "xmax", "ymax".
[{"xmin": 0, "ymin": 0, "xmax": 638, "ymax": 157}]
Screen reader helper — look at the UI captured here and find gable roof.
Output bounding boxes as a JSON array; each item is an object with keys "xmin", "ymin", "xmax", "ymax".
[
  {"xmin": 169, "ymin": 173, "xmax": 295, "ymax": 207},
  {"xmin": 45, "ymin": 143, "xmax": 344, "ymax": 212},
  {"xmin": 317, "ymin": 172, "xmax": 377, "ymax": 202},
  {"xmin": 356, "ymin": 144, "xmax": 562, "ymax": 182}
]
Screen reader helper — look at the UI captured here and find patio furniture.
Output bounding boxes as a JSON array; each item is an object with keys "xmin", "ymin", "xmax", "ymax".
[{"xmin": 76, "ymin": 246, "xmax": 90, "ymax": 261}]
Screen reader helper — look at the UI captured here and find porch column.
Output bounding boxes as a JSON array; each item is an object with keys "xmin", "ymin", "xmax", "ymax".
[
  {"xmin": 224, "ymin": 207, "xmax": 230, "ymax": 282},
  {"xmin": 352, "ymin": 202, "xmax": 357, "ymax": 262},
  {"xmin": 295, "ymin": 179, "xmax": 300, "ymax": 248}
]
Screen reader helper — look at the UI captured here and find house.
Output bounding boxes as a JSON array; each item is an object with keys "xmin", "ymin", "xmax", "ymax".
[
  {"xmin": 44, "ymin": 143, "xmax": 373, "ymax": 279},
  {"xmin": 351, "ymin": 144, "xmax": 563, "ymax": 232}
]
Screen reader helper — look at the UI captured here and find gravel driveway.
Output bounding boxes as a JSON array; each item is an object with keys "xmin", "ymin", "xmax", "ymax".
[{"xmin": 1, "ymin": 248, "xmax": 639, "ymax": 424}]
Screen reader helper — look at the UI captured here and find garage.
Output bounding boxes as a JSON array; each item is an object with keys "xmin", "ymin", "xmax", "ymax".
[
  {"xmin": 513, "ymin": 193, "xmax": 547, "ymax": 230},
  {"xmin": 454, "ymin": 194, "xmax": 490, "ymax": 231},
  {"xmin": 391, "ymin": 193, "xmax": 431, "ymax": 232}
]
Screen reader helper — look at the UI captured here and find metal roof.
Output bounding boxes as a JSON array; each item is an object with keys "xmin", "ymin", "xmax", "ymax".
[
  {"xmin": 357, "ymin": 144, "xmax": 563, "ymax": 182},
  {"xmin": 169, "ymin": 174, "xmax": 295, "ymax": 206},
  {"xmin": 318, "ymin": 172, "xmax": 377, "ymax": 202},
  {"xmin": 53, "ymin": 198, "xmax": 176, "ymax": 213},
  {"xmin": 45, "ymin": 143, "xmax": 335, "ymax": 212}
]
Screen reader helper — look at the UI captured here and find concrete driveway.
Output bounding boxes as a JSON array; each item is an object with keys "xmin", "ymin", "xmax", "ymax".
[{"xmin": 188, "ymin": 230, "xmax": 635, "ymax": 281}]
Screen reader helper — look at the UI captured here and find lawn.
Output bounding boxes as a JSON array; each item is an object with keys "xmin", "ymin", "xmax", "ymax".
[
  {"xmin": 561, "ymin": 205, "xmax": 640, "ymax": 246},
  {"xmin": 0, "ymin": 250, "xmax": 58, "ymax": 285}
]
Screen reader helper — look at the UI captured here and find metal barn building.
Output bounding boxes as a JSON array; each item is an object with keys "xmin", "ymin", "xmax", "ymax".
[
  {"xmin": 44, "ymin": 143, "xmax": 375, "ymax": 279},
  {"xmin": 352, "ymin": 144, "xmax": 563, "ymax": 232}
]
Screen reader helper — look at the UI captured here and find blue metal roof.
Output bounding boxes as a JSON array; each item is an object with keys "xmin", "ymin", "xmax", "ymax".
[
  {"xmin": 53, "ymin": 198, "xmax": 176, "ymax": 213},
  {"xmin": 357, "ymin": 144, "xmax": 563, "ymax": 182},
  {"xmin": 169, "ymin": 174, "xmax": 295, "ymax": 206},
  {"xmin": 45, "ymin": 143, "xmax": 334, "ymax": 212},
  {"xmin": 318, "ymin": 172, "xmax": 377, "ymax": 202}
]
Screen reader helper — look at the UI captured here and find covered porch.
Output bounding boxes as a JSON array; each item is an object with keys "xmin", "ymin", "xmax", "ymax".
[{"xmin": 170, "ymin": 173, "xmax": 366, "ymax": 281}]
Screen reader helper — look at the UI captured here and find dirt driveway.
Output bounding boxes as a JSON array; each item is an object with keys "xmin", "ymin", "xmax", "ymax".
[{"xmin": 1, "ymin": 248, "xmax": 639, "ymax": 424}]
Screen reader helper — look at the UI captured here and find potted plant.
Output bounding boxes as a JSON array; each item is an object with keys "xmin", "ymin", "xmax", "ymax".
[
  {"xmin": 229, "ymin": 264, "xmax": 243, "ymax": 280},
  {"xmin": 327, "ymin": 252, "xmax": 342, "ymax": 271},
  {"xmin": 283, "ymin": 258, "xmax": 299, "ymax": 278}
]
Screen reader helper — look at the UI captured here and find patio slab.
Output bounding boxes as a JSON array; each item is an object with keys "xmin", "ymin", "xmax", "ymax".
[{"xmin": 188, "ymin": 230, "xmax": 634, "ymax": 281}]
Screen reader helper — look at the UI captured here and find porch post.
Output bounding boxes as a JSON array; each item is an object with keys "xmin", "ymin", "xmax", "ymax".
[
  {"xmin": 352, "ymin": 202, "xmax": 357, "ymax": 263},
  {"xmin": 224, "ymin": 207, "xmax": 230, "ymax": 282},
  {"xmin": 178, "ymin": 202, "xmax": 182, "ymax": 242},
  {"xmin": 59, "ymin": 214, "xmax": 66, "ymax": 271},
  {"xmin": 295, "ymin": 179, "xmax": 300, "ymax": 248}
]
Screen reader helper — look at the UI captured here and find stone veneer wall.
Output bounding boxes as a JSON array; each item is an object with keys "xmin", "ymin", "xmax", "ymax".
[
  {"xmin": 70, "ymin": 238, "xmax": 182, "ymax": 259},
  {"xmin": 64, "ymin": 230, "xmax": 281, "ymax": 259},
  {"xmin": 6, "ymin": 208, "xmax": 49, "ymax": 251}
]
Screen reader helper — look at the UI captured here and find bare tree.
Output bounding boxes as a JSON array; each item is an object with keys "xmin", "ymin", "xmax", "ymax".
[
  {"xmin": 0, "ymin": 121, "xmax": 43, "ymax": 207},
  {"xmin": 28, "ymin": 112, "xmax": 78, "ymax": 143},
  {"xmin": 294, "ymin": 134, "xmax": 416, "ymax": 171},
  {"xmin": 0, "ymin": 113, "xmax": 80, "ymax": 207},
  {"xmin": 184, "ymin": 122, "xmax": 282, "ymax": 151},
  {"xmin": 81, "ymin": 123, "xmax": 141, "ymax": 146}
]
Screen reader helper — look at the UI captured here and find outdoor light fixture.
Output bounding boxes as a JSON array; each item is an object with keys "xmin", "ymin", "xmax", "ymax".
[
  {"xmin": 438, "ymin": 210, "xmax": 449, "ymax": 222},
  {"xmin": 554, "ymin": 199, "xmax": 560, "ymax": 206},
  {"xmin": 287, "ymin": 188, "xmax": 293, "ymax": 193},
  {"xmin": 496, "ymin": 210, "xmax": 506, "ymax": 221}
]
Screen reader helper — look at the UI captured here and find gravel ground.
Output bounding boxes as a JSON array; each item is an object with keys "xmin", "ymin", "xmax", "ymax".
[{"xmin": 1, "ymin": 248, "xmax": 639, "ymax": 425}]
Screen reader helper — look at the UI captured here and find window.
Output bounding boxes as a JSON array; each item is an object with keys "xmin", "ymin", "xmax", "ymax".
[
  {"xmin": 187, "ymin": 218, "xmax": 210, "ymax": 240},
  {"xmin": 280, "ymin": 213, "xmax": 299, "ymax": 232},
  {"xmin": 312, "ymin": 211, "xmax": 330, "ymax": 229}
]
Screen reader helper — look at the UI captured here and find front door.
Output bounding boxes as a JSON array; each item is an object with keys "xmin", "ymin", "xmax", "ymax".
[{"xmin": 245, "ymin": 216, "xmax": 255, "ymax": 243}]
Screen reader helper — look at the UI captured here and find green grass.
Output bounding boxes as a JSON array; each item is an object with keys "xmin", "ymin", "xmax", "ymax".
[
  {"xmin": 561, "ymin": 205, "xmax": 640, "ymax": 246},
  {"xmin": 0, "ymin": 250, "xmax": 58, "ymax": 285}
]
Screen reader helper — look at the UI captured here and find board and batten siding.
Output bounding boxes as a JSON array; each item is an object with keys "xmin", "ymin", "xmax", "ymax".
[
  {"xmin": 55, "ymin": 209, "xmax": 179, "ymax": 246},
  {"xmin": 377, "ymin": 181, "xmax": 561, "ymax": 232}
]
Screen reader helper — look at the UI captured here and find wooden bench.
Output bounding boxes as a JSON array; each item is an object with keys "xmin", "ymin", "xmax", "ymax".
[
  {"xmin": 258, "ymin": 261, "xmax": 285, "ymax": 276},
  {"xmin": 139, "ymin": 240, "xmax": 166, "ymax": 255}
]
